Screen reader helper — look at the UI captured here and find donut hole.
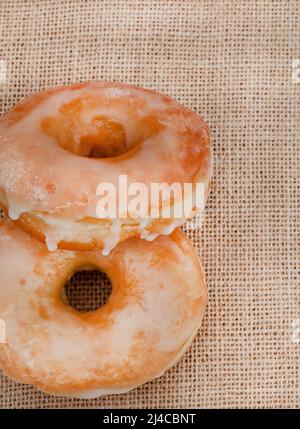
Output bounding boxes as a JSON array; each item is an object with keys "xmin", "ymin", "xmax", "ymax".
[
  {"xmin": 41, "ymin": 114, "xmax": 128, "ymax": 158},
  {"xmin": 63, "ymin": 268, "xmax": 112, "ymax": 312},
  {"xmin": 79, "ymin": 116, "xmax": 128, "ymax": 158},
  {"xmin": 41, "ymin": 93, "xmax": 164, "ymax": 159}
]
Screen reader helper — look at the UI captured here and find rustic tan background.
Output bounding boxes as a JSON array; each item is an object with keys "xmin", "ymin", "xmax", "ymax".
[{"xmin": 0, "ymin": 0, "xmax": 299, "ymax": 409}]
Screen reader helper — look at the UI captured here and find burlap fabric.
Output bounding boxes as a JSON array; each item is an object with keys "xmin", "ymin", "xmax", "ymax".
[{"xmin": 0, "ymin": 0, "xmax": 299, "ymax": 409}]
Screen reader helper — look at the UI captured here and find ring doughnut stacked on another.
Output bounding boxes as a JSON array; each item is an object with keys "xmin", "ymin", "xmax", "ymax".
[
  {"xmin": 0, "ymin": 82, "xmax": 212, "ymax": 253},
  {"xmin": 0, "ymin": 82, "xmax": 212, "ymax": 397}
]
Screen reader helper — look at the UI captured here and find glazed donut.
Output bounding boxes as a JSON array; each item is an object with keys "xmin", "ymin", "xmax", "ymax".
[
  {"xmin": 0, "ymin": 216, "xmax": 207, "ymax": 398},
  {"xmin": 0, "ymin": 82, "xmax": 212, "ymax": 253}
]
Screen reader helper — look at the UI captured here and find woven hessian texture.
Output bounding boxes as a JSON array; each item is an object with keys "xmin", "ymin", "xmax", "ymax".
[
  {"xmin": 64, "ymin": 270, "xmax": 113, "ymax": 313},
  {"xmin": 0, "ymin": 0, "xmax": 299, "ymax": 409}
]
